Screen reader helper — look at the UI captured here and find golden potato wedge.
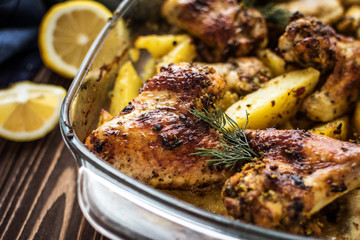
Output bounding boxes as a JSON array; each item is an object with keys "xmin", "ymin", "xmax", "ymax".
[
  {"xmin": 353, "ymin": 99, "xmax": 360, "ymax": 135},
  {"xmin": 110, "ymin": 61, "xmax": 142, "ymax": 115},
  {"xmin": 257, "ymin": 49, "xmax": 286, "ymax": 77},
  {"xmin": 141, "ymin": 56, "xmax": 156, "ymax": 82},
  {"xmin": 97, "ymin": 109, "xmax": 112, "ymax": 127},
  {"xmin": 225, "ymin": 68, "xmax": 320, "ymax": 130},
  {"xmin": 129, "ymin": 48, "xmax": 140, "ymax": 62},
  {"xmin": 308, "ymin": 116, "xmax": 350, "ymax": 140},
  {"xmin": 156, "ymin": 38, "xmax": 197, "ymax": 73},
  {"xmin": 134, "ymin": 34, "xmax": 189, "ymax": 58}
]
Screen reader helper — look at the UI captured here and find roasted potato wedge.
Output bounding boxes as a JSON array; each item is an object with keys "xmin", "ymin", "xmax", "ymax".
[
  {"xmin": 353, "ymin": 99, "xmax": 360, "ymax": 135},
  {"xmin": 110, "ymin": 61, "xmax": 142, "ymax": 116},
  {"xmin": 141, "ymin": 56, "xmax": 156, "ymax": 82},
  {"xmin": 308, "ymin": 116, "xmax": 350, "ymax": 140},
  {"xmin": 257, "ymin": 49, "xmax": 286, "ymax": 77},
  {"xmin": 134, "ymin": 34, "xmax": 189, "ymax": 58},
  {"xmin": 156, "ymin": 38, "xmax": 197, "ymax": 72},
  {"xmin": 129, "ymin": 48, "xmax": 140, "ymax": 62},
  {"xmin": 97, "ymin": 109, "xmax": 112, "ymax": 127},
  {"xmin": 225, "ymin": 68, "xmax": 320, "ymax": 130}
]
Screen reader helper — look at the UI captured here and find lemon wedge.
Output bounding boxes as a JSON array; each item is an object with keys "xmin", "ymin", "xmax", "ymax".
[
  {"xmin": 39, "ymin": 1, "xmax": 124, "ymax": 79},
  {"xmin": 0, "ymin": 81, "xmax": 66, "ymax": 141}
]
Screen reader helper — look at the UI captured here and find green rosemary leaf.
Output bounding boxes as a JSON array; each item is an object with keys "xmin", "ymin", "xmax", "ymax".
[
  {"xmin": 188, "ymin": 106, "xmax": 259, "ymax": 170},
  {"xmin": 241, "ymin": 0, "xmax": 290, "ymax": 26},
  {"xmin": 242, "ymin": 0, "xmax": 256, "ymax": 8},
  {"xmin": 258, "ymin": 3, "xmax": 290, "ymax": 26}
]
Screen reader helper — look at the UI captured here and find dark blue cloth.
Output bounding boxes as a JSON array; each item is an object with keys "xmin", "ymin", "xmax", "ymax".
[
  {"xmin": 0, "ymin": 0, "xmax": 46, "ymax": 87},
  {"xmin": 0, "ymin": 0, "xmax": 116, "ymax": 87}
]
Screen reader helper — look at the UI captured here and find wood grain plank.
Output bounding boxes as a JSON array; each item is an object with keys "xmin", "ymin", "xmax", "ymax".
[
  {"xmin": 0, "ymin": 68, "xmax": 109, "ymax": 240},
  {"xmin": 0, "ymin": 135, "xmax": 50, "ymax": 228},
  {"xmin": 0, "ymin": 142, "xmax": 21, "ymax": 193}
]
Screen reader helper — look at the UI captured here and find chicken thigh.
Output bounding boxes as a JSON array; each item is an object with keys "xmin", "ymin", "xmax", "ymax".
[
  {"xmin": 85, "ymin": 63, "xmax": 233, "ymax": 190},
  {"xmin": 222, "ymin": 129, "xmax": 360, "ymax": 235},
  {"xmin": 162, "ymin": 0, "xmax": 267, "ymax": 62}
]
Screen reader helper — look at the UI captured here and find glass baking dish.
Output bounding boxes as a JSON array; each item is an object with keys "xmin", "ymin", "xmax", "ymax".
[{"xmin": 60, "ymin": 1, "xmax": 313, "ymax": 239}]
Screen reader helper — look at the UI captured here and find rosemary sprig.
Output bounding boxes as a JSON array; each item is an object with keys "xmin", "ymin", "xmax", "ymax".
[
  {"xmin": 188, "ymin": 106, "xmax": 259, "ymax": 170},
  {"xmin": 242, "ymin": 0, "xmax": 256, "ymax": 8},
  {"xmin": 241, "ymin": 0, "xmax": 290, "ymax": 26},
  {"xmin": 258, "ymin": 3, "xmax": 290, "ymax": 26}
]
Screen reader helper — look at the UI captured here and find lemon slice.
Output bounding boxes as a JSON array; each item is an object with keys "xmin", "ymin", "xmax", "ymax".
[
  {"xmin": 39, "ymin": 1, "xmax": 127, "ymax": 79},
  {"xmin": 0, "ymin": 81, "xmax": 66, "ymax": 141}
]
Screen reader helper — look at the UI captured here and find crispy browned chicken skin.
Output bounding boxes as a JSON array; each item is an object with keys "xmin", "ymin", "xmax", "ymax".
[
  {"xmin": 222, "ymin": 129, "xmax": 360, "ymax": 235},
  {"xmin": 278, "ymin": 14, "xmax": 360, "ymax": 122},
  {"xmin": 162, "ymin": 0, "xmax": 267, "ymax": 62},
  {"xmin": 85, "ymin": 63, "xmax": 233, "ymax": 190}
]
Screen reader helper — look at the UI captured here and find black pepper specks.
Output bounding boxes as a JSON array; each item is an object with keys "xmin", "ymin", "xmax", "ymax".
[
  {"xmin": 159, "ymin": 134, "xmax": 182, "ymax": 150},
  {"xmin": 153, "ymin": 124, "xmax": 163, "ymax": 132},
  {"xmin": 179, "ymin": 114, "xmax": 187, "ymax": 120},
  {"xmin": 93, "ymin": 139, "xmax": 107, "ymax": 153},
  {"xmin": 333, "ymin": 123, "xmax": 342, "ymax": 135},
  {"xmin": 330, "ymin": 182, "xmax": 347, "ymax": 192},
  {"xmin": 121, "ymin": 104, "xmax": 134, "ymax": 114}
]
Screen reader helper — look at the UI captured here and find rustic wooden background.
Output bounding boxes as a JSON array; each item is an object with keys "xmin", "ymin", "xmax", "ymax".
[{"xmin": 0, "ymin": 67, "xmax": 110, "ymax": 240}]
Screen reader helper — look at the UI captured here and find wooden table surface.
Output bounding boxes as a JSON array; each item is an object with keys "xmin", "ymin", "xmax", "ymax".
[{"xmin": 0, "ymin": 67, "xmax": 110, "ymax": 240}]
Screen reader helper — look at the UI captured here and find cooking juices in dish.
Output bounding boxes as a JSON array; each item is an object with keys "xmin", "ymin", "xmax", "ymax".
[{"xmin": 84, "ymin": 0, "xmax": 360, "ymax": 238}]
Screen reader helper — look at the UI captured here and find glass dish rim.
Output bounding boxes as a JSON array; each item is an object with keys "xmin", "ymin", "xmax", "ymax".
[{"xmin": 59, "ymin": 1, "xmax": 315, "ymax": 239}]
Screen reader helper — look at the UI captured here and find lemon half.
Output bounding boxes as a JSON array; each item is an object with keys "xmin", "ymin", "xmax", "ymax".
[
  {"xmin": 0, "ymin": 81, "xmax": 66, "ymax": 141},
  {"xmin": 39, "ymin": 1, "xmax": 112, "ymax": 78}
]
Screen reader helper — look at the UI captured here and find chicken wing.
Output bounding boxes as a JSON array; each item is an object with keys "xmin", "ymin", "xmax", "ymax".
[
  {"xmin": 85, "ymin": 63, "xmax": 233, "ymax": 191},
  {"xmin": 278, "ymin": 14, "xmax": 360, "ymax": 122},
  {"xmin": 162, "ymin": 0, "xmax": 267, "ymax": 62},
  {"xmin": 222, "ymin": 129, "xmax": 360, "ymax": 235}
]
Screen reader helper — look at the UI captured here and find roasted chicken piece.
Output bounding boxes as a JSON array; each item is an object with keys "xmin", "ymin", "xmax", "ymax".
[
  {"xmin": 222, "ymin": 129, "xmax": 360, "ymax": 235},
  {"xmin": 85, "ymin": 63, "xmax": 233, "ymax": 190},
  {"xmin": 196, "ymin": 57, "xmax": 272, "ymax": 110},
  {"xmin": 278, "ymin": 14, "xmax": 360, "ymax": 122},
  {"xmin": 204, "ymin": 57, "xmax": 272, "ymax": 96},
  {"xmin": 278, "ymin": 14, "xmax": 338, "ymax": 73},
  {"xmin": 162, "ymin": 0, "xmax": 267, "ymax": 62}
]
